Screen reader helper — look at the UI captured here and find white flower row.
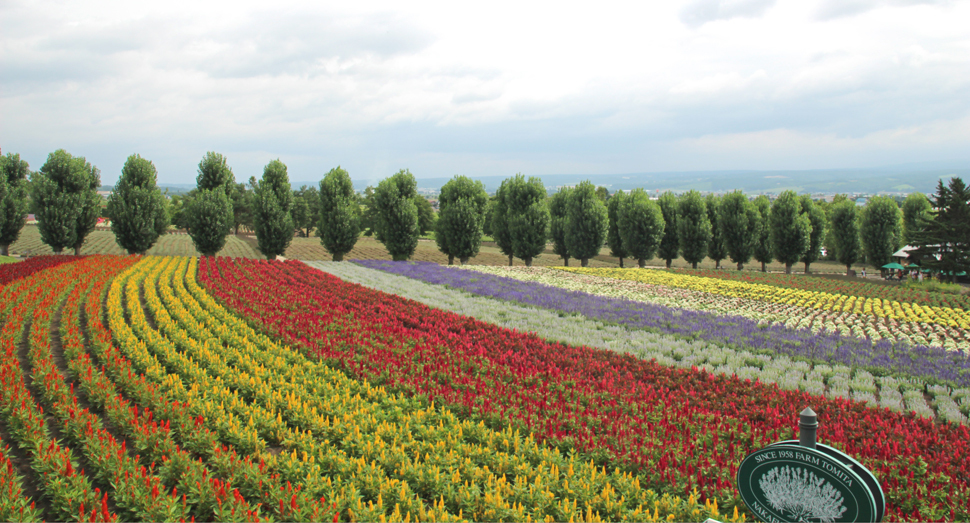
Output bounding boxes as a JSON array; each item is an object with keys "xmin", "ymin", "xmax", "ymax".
[
  {"xmin": 307, "ymin": 261, "xmax": 970, "ymax": 425},
  {"xmin": 459, "ymin": 266, "xmax": 970, "ymax": 352}
]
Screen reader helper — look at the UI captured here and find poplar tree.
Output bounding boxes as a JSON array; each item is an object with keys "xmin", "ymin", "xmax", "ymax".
[
  {"xmin": 188, "ymin": 152, "xmax": 235, "ymax": 256},
  {"xmin": 677, "ymin": 190, "xmax": 710, "ymax": 269},
  {"xmin": 902, "ymin": 192, "xmax": 932, "ymax": 245},
  {"xmin": 799, "ymin": 195, "xmax": 827, "ymax": 274},
  {"xmin": 31, "ymin": 149, "xmax": 102, "ymax": 255},
  {"xmin": 374, "ymin": 169, "xmax": 420, "ymax": 261},
  {"xmin": 106, "ymin": 154, "xmax": 169, "ymax": 254},
  {"xmin": 252, "ymin": 159, "xmax": 294, "ymax": 260},
  {"xmin": 770, "ymin": 190, "xmax": 811, "ymax": 274},
  {"xmin": 705, "ymin": 194, "xmax": 726, "ymax": 269},
  {"xmin": 618, "ymin": 188, "xmax": 665, "ymax": 268},
  {"xmin": 0, "ymin": 151, "xmax": 30, "ymax": 256},
  {"xmin": 829, "ymin": 200, "xmax": 860, "ymax": 274},
  {"xmin": 860, "ymin": 195, "xmax": 903, "ymax": 269},
  {"xmin": 548, "ymin": 187, "xmax": 572, "ymax": 266},
  {"xmin": 565, "ymin": 180, "xmax": 609, "ymax": 267},
  {"xmin": 657, "ymin": 191, "xmax": 680, "ymax": 268},
  {"xmin": 719, "ymin": 191, "xmax": 760, "ymax": 270},
  {"xmin": 290, "ymin": 191, "xmax": 312, "ymax": 237},
  {"xmin": 493, "ymin": 174, "xmax": 548, "ymax": 266},
  {"xmin": 606, "ymin": 190, "xmax": 628, "ymax": 267},
  {"xmin": 318, "ymin": 166, "xmax": 360, "ymax": 261},
  {"xmin": 435, "ymin": 175, "xmax": 488, "ymax": 265},
  {"xmin": 752, "ymin": 195, "xmax": 772, "ymax": 271}
]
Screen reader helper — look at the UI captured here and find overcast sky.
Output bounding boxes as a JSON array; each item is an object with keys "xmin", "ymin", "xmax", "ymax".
[{"xmin": 2, "ymin": 0, "xmax": 968, "ymax": 186}]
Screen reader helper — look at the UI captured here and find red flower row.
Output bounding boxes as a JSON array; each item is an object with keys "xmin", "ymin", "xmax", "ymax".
[
  {"xmin": 199, "ymin": 258, "xmax": 970, "ymax": 521},
  {"xmin": 0, "ymin": 255, "xmax": 83, "ymax": 286}
]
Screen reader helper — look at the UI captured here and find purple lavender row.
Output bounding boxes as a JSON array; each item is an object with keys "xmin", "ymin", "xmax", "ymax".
[{"xmin": 354, "ymin": 259, "xmax": 970, "ymax": 388}]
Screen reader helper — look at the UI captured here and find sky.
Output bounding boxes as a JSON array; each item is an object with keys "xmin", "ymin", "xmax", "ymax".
[{"xmin": 2, "ymin": 0, "xmax": 969, "ymax": 186}]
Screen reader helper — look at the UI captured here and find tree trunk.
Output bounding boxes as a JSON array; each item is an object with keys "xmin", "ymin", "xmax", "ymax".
[
  {"xmin": 619, "ymin": 258, "xmax": 624, "ymax": 268},
  {"xmin": 73, "ymin": 245, "xmax": 82, "ymax": 256},
  {"xmin": 333, "ymin": 252, "xmax": 344, "ymax": 262},
  {"xmin": 737, "ymin": 261, "xmax": 744, "ymax": 271},
  {"xmin": 447, "ymin": 255, "xmax": 454, "ymax": 265},
  {"xmin": 785, "ymin": 263, "xmax": 792, "ymax": 274},
  {"xmin": 761, "ymin": 261, "xmax": 767, "ymax": 272},
  {"xmin": 459, "ymin": 257, "xmax": 469, "ymax": 265},
  {"xmin": 692, "ymin": 261, "xmax": 698, "ymax": 269},
  {"xmin": 524, "ymin": 257, "xmax": 533, "ymax": 267},
  {"xmin": 235, "ymin": 225, "xmax": 240, "ymax": 235},
  {"xmin": 846, "ymin": 263, "xmax": 851, "ymax": 275},
  {"xmin": 715, "ymin": 260, "xmax": 721, "ymax": 269},
  {"xmin": 508, "ymin": 254, "xmax": 513, "ymax": 266},
  {"xmin": 0, "ymin": 244, "xmax": 8, "ymax": 256},
  {"xmin": 638, "ymin": 258, "xmax": 646, "ymax": 268},
  {"xmin": 392, "ymin": 253, "xmax": 409, "ymax": 261},
  {"xmin": 581, "ymin": 258, "xmax": 589, "ymax": 267},
  {"xmin": 665, "ymin": 259, "xmax": 672, "ymax": 269},
  {"xmin": 563, "ymin": 257, "xmax": 569, "ymax": 267},
  {"xmin": 804, "ymin": 262, "xmax": 811, "ymax": 274}
]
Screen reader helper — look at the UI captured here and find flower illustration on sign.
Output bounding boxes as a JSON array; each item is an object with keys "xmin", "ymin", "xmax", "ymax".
[{"xmin": 759, "ymin": 465, "xmax": 848, "ymax": 523}]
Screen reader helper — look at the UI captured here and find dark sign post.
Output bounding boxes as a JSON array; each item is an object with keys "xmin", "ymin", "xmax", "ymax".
[{"xmin": 737, "ymin": 408, "xmax": 885, "ymax": 523}]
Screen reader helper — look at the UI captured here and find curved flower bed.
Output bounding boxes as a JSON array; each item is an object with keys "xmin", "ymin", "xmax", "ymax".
[
  {"xmin": 201, "ymin": 257, "xmax": 970, "ymax": 521},
  {"xmin": 466, "ymin": 265, "xmax": 968, "ymax": 351},
  {"xmin": 565, "ymin": 267, "xmax": 970, "ymax": 330},
  {"xmin": 0, "ymin": 255, "xmax": 82, "ymax": 287},
  {"xmin": 671, "ymin": 267, "xmax": 970, "ymax": 311},
  {"xmin": 357, "ymin": 260, "xmax": 970, "ymax": 389}
]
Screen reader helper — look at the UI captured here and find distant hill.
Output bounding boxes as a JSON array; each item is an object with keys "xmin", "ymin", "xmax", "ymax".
[{"xmin": 110, "ymin": 163, "xmax": 969, "ymax": 196}]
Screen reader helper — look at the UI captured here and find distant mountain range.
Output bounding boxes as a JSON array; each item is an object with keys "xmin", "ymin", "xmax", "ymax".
[{"xmin": 111, "ymin": 163, "xmax": 969, "ymax": 196}]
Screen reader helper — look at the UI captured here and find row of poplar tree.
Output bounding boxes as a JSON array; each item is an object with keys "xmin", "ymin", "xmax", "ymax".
[{"xmin": 0, "ymin": 148, "xmax": 959, "ymax": 274}]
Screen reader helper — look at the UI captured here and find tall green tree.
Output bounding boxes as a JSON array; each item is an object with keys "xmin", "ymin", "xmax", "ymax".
[
  {"xmin": 657, "ymin": 192, "xmax": 680, "ymax": 268},
  {"xmin": 318, "ymin": 166, "xmax": 360, "ymax": 261},
  {"xmin": 230, "ymin": 183, "xmax": 253, "ymax": 234},
  {"xmin": 902, "ymin": 192, "xmax": 932, "ymax": 245},
  {"xmin": 291, "ymin": 191, "xmax": 312, "ymax": 237},
  {"xmin": 606, "ymin": 190, "xmax": 628, "ymax": 267},
  {"xmin": 252, "ymin": 159, "xmax": 294, "ymax": 260},
  {"xmin": 829, "ymin": 200, "xmax": 860, "ymax": 274},
  {"xmin": 492, "ymin": 174, "xmax": 548, "ymax": 266},
  {"xmin": 30, "ymin": 149, "xmax": 102, "ymax": 255},
  {"xmin": 705, "ymin": 194, "xmax": 726, "ymax": 269},
  {"xmin": 821, "ymin": 194, "xmax": 849, "ymax": 261},
  {"xmin": 595, "ymin": 186, "xmax": 609, "ymax": 203},
  {"xmin": 719, "ymin": 191, "xmax": 759, "ymax": 270},
  {"xmin": 752, "ymin": 195, "xmax": 772, "ymax": 272},
  {"xmin": 0, "ymin": 151, "xmax": 31, "ymax": 256},
  {"xmin": 106, "ymin": 154, "xmax": 169, "ymax": 254},
  {"xmin": 908, "ymin": 178, "xmax": 970, "ymax": 281},
  {"xmin": 548, "ymin": 188, "xmax": 572, "ymax": 266},
  {"xmin": 565, "ymin": 180, "xmax": 609, "ymax": 267},
  {"xmin": 770, "ymin": 190, "xmax": 811, "ymax": 274},
  {"xmin": 482, "ymin": 198, "xmax": 496, "ymax": 238},
  {"xmin": 435, "ymin": 175, "xmax": 488, "ymax": 265},
  {"xmin": 677, "ymin": 190, "xmax": 710, "ymax": 269},
  {"xmin": 618, "ymin": 188, "xmax": 665, "ymax": 268},
  {"xmin": 374, "ymin": 169, "xmax": 420, "ymax": 261},
  {"xmin": 414, "ymin": 196, "xmax": 436, "ymax": 235},
  {"xmin": 799, "ymin": 196, "xmax": 827, "ymax": 274},
  {"xmin": 188, "ymin": 152, "xmax": 235, "ymax": 256},
  {"xmin": 860, "ymin": 195, "xmax": 903, "ymax": 270},
  {"xmin": 360, "ymin": 186, "xmax": 378, "ymax": 236}
]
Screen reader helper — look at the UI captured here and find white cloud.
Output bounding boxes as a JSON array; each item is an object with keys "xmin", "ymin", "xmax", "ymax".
[{"xmin": 1, "ymin": 0, "xmax": 968, "ymax": 184}]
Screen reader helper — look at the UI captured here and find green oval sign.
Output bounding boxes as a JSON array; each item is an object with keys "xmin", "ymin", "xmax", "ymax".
[{"xmin": 737, "ymin": 445, "xmax": 878, "ymax": 523}]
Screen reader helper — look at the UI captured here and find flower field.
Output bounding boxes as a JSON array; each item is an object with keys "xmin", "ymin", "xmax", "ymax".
[
  {"xmin": 460, "ymin": 265, "xmax": 970, "ymax": 352},
  {"xmin": 2, "ymin": 255, "xmax": 970, "ymax": 521},
  {"xmin": 669, "ymin": 268, "xmax": 970, "ymax": 311}
]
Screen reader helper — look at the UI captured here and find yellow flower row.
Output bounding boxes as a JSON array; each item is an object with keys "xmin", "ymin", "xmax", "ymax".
[
  {"xmin": 109, "ymin": 257, "xmax": 732, "ymax": 523},
  {"xmin": 562, "ymin": 267, "xmax": 970, "ymax": 329}
]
